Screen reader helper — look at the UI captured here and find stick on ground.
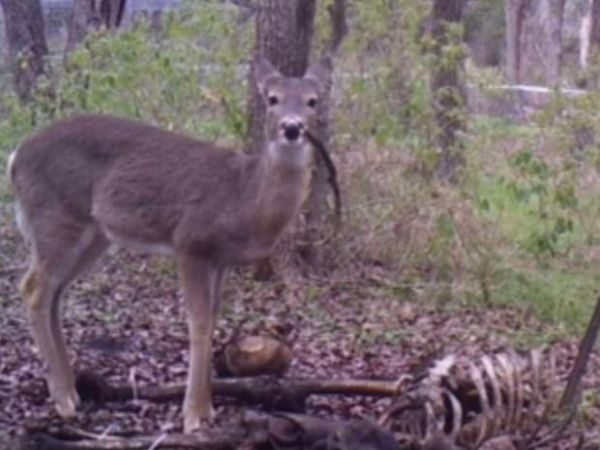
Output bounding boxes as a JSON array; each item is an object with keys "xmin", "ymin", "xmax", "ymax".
[{"xmin": 75, "ymin": 372, "xmax": 403, "ymax": 410}]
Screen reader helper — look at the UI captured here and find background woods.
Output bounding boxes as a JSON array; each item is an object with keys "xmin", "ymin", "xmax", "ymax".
[
  {"xmin": 0, "ymin": 0, "xmax": 47, "ymax": 101},
  {"xmin": 2, "ymin": 0, "xmax": 600, "ymax": 447}
]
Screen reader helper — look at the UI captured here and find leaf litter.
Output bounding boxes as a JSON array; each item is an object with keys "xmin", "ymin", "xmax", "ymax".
[{"xmin": 0, "ymin": 206, "xmax": 598, "ymax": 449}]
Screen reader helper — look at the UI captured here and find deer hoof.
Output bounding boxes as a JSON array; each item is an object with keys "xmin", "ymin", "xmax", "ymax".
[
  {"xmin": 184, "ymin": 405, "xmax": 215, "ymax": 433},
  {"xmin": 54, "ymin": 392, "xmax": 80, "ymax": 419}
]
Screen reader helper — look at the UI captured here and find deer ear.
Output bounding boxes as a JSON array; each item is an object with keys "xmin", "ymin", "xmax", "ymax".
[
  {"xmin": 304, "ymin": 58, "xmax": 331, "ymax": 89},
  {"xmin": 254, "ymin": 57, "xmax": 280, "ymax": 93}
]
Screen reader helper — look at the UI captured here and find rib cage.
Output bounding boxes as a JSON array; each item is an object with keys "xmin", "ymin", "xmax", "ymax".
[{"xmin": 379, "ymin": 348, "xmax": 565, "ymax": 449}]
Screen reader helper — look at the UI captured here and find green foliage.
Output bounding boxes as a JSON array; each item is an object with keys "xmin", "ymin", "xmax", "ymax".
[
  {"xmin": 0, "ymin": 2, "xmax": 251, "ymax": 199},
  {"xmin": 0, "ymin": 2, "xmax": 251, "ymax": 152},
  {"xmin": 336, "ymin": 0, "xmax": 433, "ymax": 148}
]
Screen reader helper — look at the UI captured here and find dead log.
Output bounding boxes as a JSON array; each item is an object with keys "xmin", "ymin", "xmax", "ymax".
[
  {"xmin": 75, "ymin": 372, "xmax": 403, "ymax": 411},
  {"xmin": 19, "ymin": 430, "xmax": 255, "ymax": 450},
  {"xmin": 19, "ymin": 412, "xmax": 398, "ymax": 450}
]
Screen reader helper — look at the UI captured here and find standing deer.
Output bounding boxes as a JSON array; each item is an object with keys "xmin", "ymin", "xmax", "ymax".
[{"xmin": 8, "ymin": 58, "xmax": 327, "ymax": 432}]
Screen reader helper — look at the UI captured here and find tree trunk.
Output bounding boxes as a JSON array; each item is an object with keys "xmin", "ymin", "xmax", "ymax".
[
  {"xmin": 505, "ymin": 0, "xmax": 528, "ymax": 84},
  {"xmin": 100, "ymin": 0, "xmax": 126, "ymax": 28},
  {"xmin": 544, "ymin": 0, "xmax": 565, "ymax": 85},
  {"xmin": 505, "ymin": 0, "xmax": 565, "ymax": 85},
  {"xmin": 0, "ymin": 0, "xmax": 48, "ymax": 102},
  {"xmin": 591, "ymin": 0, "xmax": 600, "ymax": 53},
  {"xmin": 576, "ymin": 0, "xmax": 600, "ymax": 87},
  {"xmin": 580, "ymin": 0, "xmax": 592, "ymax": 70},
  {"xmin": 246, "ymin": 0, "xmax": 316, "ymax": 155},
  {"xmin": 431, "ymin": 0, "xmax": 466, "ymax": 183},
  {"xmin": 578, "ymin": 0, "xmax": 600, "ymax": 87},
  {"xmin": 520, "ymin": 0, "xmax": 564, "ymax": 85},
  {"xmin": 65, "ymin": 0, "xmax": 100, "ymax": 54},
  {"xmin": 65, "ymin": 0, "xmax": 126, "ymax": 55}
]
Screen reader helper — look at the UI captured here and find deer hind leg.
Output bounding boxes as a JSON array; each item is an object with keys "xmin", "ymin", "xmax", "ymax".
[{"xmin": 20, "ymin": 219, "xmax": 108, "ymax": 419}]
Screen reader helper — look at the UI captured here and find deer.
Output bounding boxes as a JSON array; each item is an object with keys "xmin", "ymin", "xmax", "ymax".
[{"xmin": 8, "ymin": 58, "xmax": 328, "ymax": 433}]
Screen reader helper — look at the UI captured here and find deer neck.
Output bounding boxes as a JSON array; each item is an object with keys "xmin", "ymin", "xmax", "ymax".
[{"xmin": 248, "ymin": 140, "xmax": 312, "ymax": 239}]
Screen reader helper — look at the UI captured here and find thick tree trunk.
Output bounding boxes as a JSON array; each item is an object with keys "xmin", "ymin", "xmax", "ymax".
[
  {"xmin": 431, "ymin": 0, "xmax": 466, "ymax": 183},
  {"xmin": 246, "ymin": 0, "xmax": 316, "ymax": 155},
  {"xmin": 0, "ymin": 0, "xmax": 48, "ymax": 102},
  {"xmin": 505, "ymin": 0, "xmax": 565, "ymax": 85},
  {"xmin": 520, "ymin": 0, "xmax": 564, "ymax": 85}
]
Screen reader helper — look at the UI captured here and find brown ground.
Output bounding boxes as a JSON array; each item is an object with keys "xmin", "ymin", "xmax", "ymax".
[{"xmin": 0, "ymin": 205, "xmax": 599, "ymax": 449}]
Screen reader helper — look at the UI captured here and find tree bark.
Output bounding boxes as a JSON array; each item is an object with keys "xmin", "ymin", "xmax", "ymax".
[
  {"xmin": 505, "ymin": 0, "xmax": 565, "ymax": 85},
  {"xmin": 0, "ymin": 0, "xmax": 48, "ymax": 102},
  {"xmin": 520, "ymin": 0, "xmax": 564, "ymax": 85},
  {"xmin": 431, "ymin": 0, "xmax": 466, "ymax": 183},
  {"xmin": 246, "ymin": 0, "xmax": 316, "ymax": 155}
]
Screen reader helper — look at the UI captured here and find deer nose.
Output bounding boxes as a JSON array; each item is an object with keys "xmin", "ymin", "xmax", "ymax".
[{"xmin": 280, "ymin": 119, "xmax": 304, "ymax": 142}]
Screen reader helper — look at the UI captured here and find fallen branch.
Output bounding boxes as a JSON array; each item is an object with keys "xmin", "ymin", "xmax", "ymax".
[
  {"xmin": 76, "ymin": 372, "xmax": 403, "ymax": 410},
  {"xmin": 559, "ymin": 294, "xmax": 600, "ymax": 410},
  {"xmin": 19, "ymin": 430, "xmax": 255, "ymax": 450},
  {"xmin": 20, "ymin": 412, "xmax": 398, "ymax": 450}
]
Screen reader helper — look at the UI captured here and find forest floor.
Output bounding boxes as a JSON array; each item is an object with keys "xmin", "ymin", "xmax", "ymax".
[{"xmin": 0, "ymin": 205, "xmax": 599, "ymax": 450}]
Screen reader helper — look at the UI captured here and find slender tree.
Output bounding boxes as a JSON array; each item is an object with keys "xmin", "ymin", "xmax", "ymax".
[
  {"xmin": 578, "ymin": 0, "xmax": 599, "ymax": 86},
  {"xmin": 65, "ymin": 0, "xmax": 126, "ymax": 55},
  {"xmin": 0, "ymin": 0, "xmax": 48, "ymax": 102},
  {"xmin": 431, "ymin": 0, "xmax": 466, "ymax": 182},
  {"xmin": 505, "ymin": 0, "xmax": 527, "ymax": 83},
  {"xmin": 545, "ymin": 0, "xmax": 565, "ymax": 85},
  {"xmin": 590, "ymin": 0, "xmax": 600, "ymax": 57}
]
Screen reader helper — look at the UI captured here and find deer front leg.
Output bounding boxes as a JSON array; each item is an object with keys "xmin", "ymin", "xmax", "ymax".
[{"xmin": 177, "ymin": 254, "xmax": 221, "ymax": 433}]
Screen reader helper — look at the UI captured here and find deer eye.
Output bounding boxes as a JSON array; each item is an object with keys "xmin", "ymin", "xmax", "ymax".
[
  {"xmin": 307, "ymin": 98, "xmax": 318, "ymax": 108},
  {"xmin": 268, "ymin": 94, "xmax": 279, "ymax": 106}
]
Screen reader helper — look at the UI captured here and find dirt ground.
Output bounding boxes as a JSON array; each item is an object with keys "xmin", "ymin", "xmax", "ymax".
[{"xmin": 0, "ymin": 205, "xmax": 599, "ymax": 449}]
